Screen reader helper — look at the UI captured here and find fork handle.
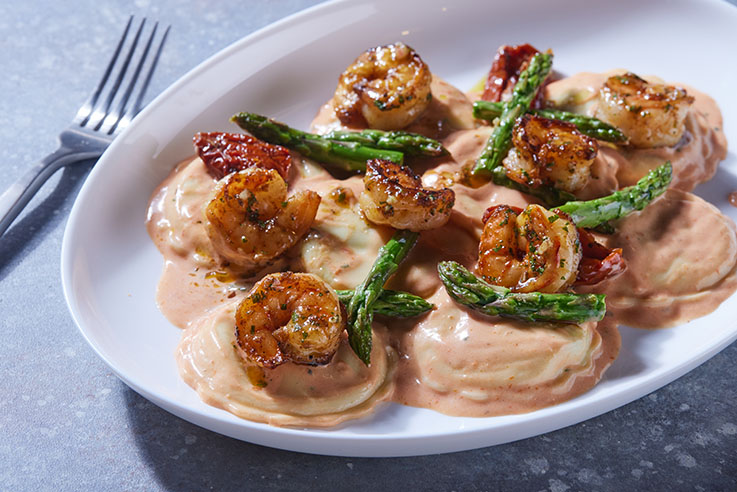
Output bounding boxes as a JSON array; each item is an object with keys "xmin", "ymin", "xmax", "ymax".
[{"xmin": 0, "ymin": 147, "xmax": 102, "ymax": 236}]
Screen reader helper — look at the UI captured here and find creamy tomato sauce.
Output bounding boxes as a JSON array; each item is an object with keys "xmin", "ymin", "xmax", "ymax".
[{"xmin": 146, "ymin": 70, "xmax": 733, "ymax": 427}]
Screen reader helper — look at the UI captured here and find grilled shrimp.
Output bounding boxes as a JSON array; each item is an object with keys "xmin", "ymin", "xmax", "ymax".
[
  {"xmin": 503, "ymin": 114, "xmax": 598, "ymax": 193},
  {"xmin": 205, "ymin": 167, "xmax": 320, "ymax": 272},
  {"xmin": 359, "ymin": 159, "xmax": 455, "ymax": 231},
  {"xmin": 597, "ymin": 72, "xmax": 694, "ymax": 148},
  {"xmin": 478, "ymin": 204, "xmax": 581, "ymax": 293},
  {"xmin": 333, "ymin": 42, "xmax": 432, "ymax": 130},
  {"xmin": 235, "ymin": 272, "xmax": 344, "ymax": 368}
]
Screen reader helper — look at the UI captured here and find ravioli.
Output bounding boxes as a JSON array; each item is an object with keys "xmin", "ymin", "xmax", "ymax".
[
  {"xmin": 177, "ymin": 302, "xmax": 395, "ymax": 427},
  {"xmin": 146, "ymin": 64, "xmax": 731, "ymax": 426},
  {"xmin": 578, "ymin": 189, "xmax": 737, "ymax": 328}
]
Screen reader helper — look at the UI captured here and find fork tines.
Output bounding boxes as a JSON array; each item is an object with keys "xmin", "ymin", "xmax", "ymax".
[{"xmin": 76, "ymin": 16, "xmax": 170, "ymax": 135}]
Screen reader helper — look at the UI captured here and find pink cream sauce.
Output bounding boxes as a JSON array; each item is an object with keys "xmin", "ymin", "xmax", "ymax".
[{"xmin": 147, "ymin": 74, "xmax": 732, "ymax": 427}]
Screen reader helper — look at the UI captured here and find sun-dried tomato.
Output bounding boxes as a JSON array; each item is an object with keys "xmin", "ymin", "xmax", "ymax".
[
  {"xmin": 575, "ymin": 228, "xmax": 626, "ymax": 285},
  {"xmin": 481, "ymin": 43, "xmax": 547, "ymax": 108},
  {"xmin": 194, "ymin": 132, "xmax": 291, "ymax": 180}
]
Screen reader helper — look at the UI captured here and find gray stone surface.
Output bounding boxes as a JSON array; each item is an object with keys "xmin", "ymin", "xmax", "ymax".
[{"xmin": 1, "ymin": 1, "xmax": 735, "ymax": 490}]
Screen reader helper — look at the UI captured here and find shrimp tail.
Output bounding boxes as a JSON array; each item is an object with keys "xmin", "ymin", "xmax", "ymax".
[
  {"xmin": 556, "ymin": 162, "xmax": 672, "ymax": 229},
  {"xmin": 438, "ymin": 261, "xmax": 606, "ymax": 323},
  {"xmin": 575, "ymin": 228, "xmax": 627, "ymax": 285}
]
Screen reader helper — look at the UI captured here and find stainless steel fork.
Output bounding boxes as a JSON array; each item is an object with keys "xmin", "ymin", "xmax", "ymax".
[{"xmin": 0, "ymin": 16, "xmax": 170, "ymax": 236}]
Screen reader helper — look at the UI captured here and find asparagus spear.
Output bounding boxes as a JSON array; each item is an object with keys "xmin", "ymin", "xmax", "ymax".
[
  {"xmin": 472, "ymin": 52, "xmax": 553, "ymax": 176},
  {"xmin": 231, "ymin": 112, "xmax": 403, "ymax": 172},
  {"xmin": 557, "ymin": 162, "xmax": 672, "ymax": 229},
  {"xmin": 336, "ymin": 289, "xmax": 433, "ymax": 318},
  {"xmin": 322, "ymin": 129, "xmax": 448, "ymax": 157},
  {"xmin": 473, "ymin": 101, "xmax": 628, "ymax": 143},
  {"xmin": 471, "ymin": 100, "xmax": 508, "ymax": 121},
  {"xmin": 231, "ymin": 112, "xmax": 448, "ymax": 172},
  {"xmin": 346, "ymin": 230, "xmax": 419, "ymax": 364},
  {"xmin": 438, "ymin": 261, "xmax": 606, "ymax": 323},
  {"xmin": 490, "ymin": 166, "xmax": 576, "ymax": 207}
]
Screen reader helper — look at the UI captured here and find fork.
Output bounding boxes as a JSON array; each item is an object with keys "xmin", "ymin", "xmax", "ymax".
[{"xmin": 0, "ymin": 16, "xmax": 170, "ymax": 237}]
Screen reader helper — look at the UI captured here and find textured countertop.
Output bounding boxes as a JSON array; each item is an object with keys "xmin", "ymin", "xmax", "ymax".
[{"xmin": 1, "ymin": 1, "xmax": 736, "ymax": 490}]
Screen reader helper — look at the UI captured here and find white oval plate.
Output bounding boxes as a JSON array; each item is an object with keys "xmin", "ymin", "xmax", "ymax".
[{"xmin": 62, "ymin": 0, "xmax": 737, "ymax": 456}]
